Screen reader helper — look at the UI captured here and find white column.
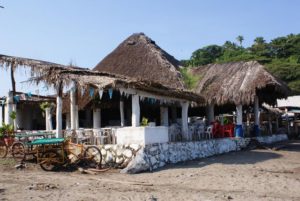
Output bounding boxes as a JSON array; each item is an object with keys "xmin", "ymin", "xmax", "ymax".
[
  {"xmin": 0, "ymin": 105, "xmax": 3, "ymax": 127},
  {"xmin": 45, "ymin": 107, "xmax": 53, "ymax": 131},
  {"xmin": 236, "ymin": 105, "xmax": 243, "ymax": 125},
  {"xmin": 70, "ymin": 87, "xmax": 77, "ymax": 130},
  {"xmin": 4, "ymin": 91, "xmax": 14, "ymax": 125},
  {"xmin": 206, "ymin": 103, "xmax": 214, "ymax": 125},
  {"xmin": 131, "ymin": 94, "xmax": 140, "ymax": 127},
  {"xmin": 75, "ymin": 105, "xmax": 79, "ymax": 129},
  {"xmin": 235, "ymin": 104, "xmax": 244, "ymax": 137},
  {"xmin": 56, "ymin": 96, "xmax": 62, "ymax": 138},
  {"xmin": 120, "ymin": 100, "xmax": 125, "ymax": 127},
  {"xmin": 93, "ymin": 108, "xmax": 101, "ymax": 129},
  {"xmin": 160, "ymin": 106, "xmax": 169, "ymax": 126},
  {"xmin": 12, "ymin": 104, "xmax": 17, "ymax": 131},
  {"xmin": 254, "ymin": 96, "xmax": 260, "ymax": 125},
  {"xmin": 65, "ymin": 113, "xmax": 71, "ymax": 130},
  {"xmin": 181, "ymin": 101, "xmax": 189, "ymax": 141}
]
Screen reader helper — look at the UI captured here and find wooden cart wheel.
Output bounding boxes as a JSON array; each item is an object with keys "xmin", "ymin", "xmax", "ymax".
[
  {"xmin": 40, "ymin": 151, "xmax": 62, "ymax": 171},
  {"xmin": 83, "ymin": 146, "xmax": 102, "ymax": 169},
  {"xmin": 0, "ymin": 141, "xmax": 8, "ymax": 158},
  {"xmin": 12, "ymin": 142, "xmax": 25, "ymax": 162}
]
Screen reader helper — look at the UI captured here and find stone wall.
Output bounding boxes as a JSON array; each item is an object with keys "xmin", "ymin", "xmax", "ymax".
[
  {"xmin": 121, "ymin": 134, "xmax": 288, "ymax": 174},
  {"xmin": 95, "ymin": 144, "xmax": 142, "ymax": 168}
]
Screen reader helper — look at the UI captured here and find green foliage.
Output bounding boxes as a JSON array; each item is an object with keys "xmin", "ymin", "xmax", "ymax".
[
  {"xmin": 183, "ymin": 33, "xmax": 300, "ymax": 94},
  {"xmin": 0, "ymin": 123, "xmax": 14, "ymax": 138},
  {"xmin": 180, "ymin": 67, "xmax": 201, "ymax": 89},
  {"xmin": 141, "ymin": 117, "xmax": 149, "ymax": 127},
  {"xmin": 40, "ymin": 102, "xmax": 52, "ymax": 111},
  {"xmin": 9, "ymin": 111, "xmax": 16, "ymax": 120}
]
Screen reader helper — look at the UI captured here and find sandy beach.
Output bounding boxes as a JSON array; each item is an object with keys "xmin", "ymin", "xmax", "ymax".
[{"xmin": 1, "ymin": 141, "xmax": 300, "ymax": 201}]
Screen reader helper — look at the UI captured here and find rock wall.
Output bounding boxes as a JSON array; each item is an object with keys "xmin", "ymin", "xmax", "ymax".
[
  {"xmin": 95, "ymin": 144, "xmax": 142, "ymax": 168},
  {"xmin": 121, "ymin": 134, "xmax": 288, "ymax": 174}
]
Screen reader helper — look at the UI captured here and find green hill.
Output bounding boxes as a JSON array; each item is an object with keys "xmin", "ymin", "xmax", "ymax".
[{"xmin": 182, "ymin": 34, "xmax": 300, "ymax": 94}]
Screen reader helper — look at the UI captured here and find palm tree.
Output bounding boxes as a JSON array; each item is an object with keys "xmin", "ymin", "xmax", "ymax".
[
  {"xmin": 254, "ymin": 37, "xmax": 265, "ymax": 45},
  {"xmin": 236, "ymin": 35, "xmax": 244, "ymax": 47}
]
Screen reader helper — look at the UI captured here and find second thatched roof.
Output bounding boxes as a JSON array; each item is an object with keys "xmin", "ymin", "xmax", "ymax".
[
  {"xmin": 93, "ymin": 33, "xmax": 185, "ymax": 89},
  {"xmin": 189, "ymin": 61, "xmax": 291, "ymax": 106}
]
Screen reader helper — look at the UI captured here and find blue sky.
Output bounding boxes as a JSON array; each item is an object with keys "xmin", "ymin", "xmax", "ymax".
[{"xmin": 0, "ymin": 0, "xmax": 300, "ymax": 96}]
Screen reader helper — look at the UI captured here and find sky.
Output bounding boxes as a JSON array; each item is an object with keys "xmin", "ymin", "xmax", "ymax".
[{"xmin": 0, "ymin": 0, "xmax": 300, "ymax": 96}]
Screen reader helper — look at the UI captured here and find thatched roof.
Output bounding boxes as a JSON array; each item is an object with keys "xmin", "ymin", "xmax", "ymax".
[
  {"xmin": 189, "ymin": 61, "xmax": 291, "ymax": 106},
  {"xmin": 0, "ymin": 54, "xmax": 204, "ymax": 106},
  {"xmin": 93, "ymin": 33, "xmax": 185, "ymax": 89}
]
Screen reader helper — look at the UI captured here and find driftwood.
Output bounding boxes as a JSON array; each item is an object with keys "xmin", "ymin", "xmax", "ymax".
[
  {"xmin": 97, "ymin": 178, "xmax": 153, "ymax": 186},
  {"xmin": 78, "ymin": 167, "xmax": 110, "ymax": 174}
]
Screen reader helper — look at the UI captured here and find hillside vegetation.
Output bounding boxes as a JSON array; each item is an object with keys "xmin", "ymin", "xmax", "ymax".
[{"xmin": 182, "ymin": 34, "xmax": 300, "ymax": 94}]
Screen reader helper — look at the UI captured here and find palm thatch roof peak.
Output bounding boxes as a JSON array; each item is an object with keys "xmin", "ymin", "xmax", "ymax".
[
  {"xmin": 190, "ymin": 60, "xmax": 291, "ymax": 106},
  {"xmin": 93, "ymin": 33, "xmax": 185, "ymax": 89}
]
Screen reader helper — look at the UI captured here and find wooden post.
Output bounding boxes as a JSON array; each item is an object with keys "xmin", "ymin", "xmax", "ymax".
[
  {"xmin": 235, "ymin": 104, "xmax": 244, "ymax": 137},
  {"xmin": 120, "ymin": 98, "xmax": 125, "ymax": 127},
  {"xmin": 181, "ymin": 101, "xmax": 189, "ymax": 141},
  {"xmin": 254, "ymin": 96, "xmax": 260, "ymax": 136},
  {"xmin": 56, "ymin": 83, "xmax": 63, "ymax": 138},
  {"xmin": 131, "ymin": 94, "xmax": 140, "ymax": 127},
  {"xmin": 93, "ymin": 108, "xmax": 101, "ymax": 129},
  {"xmin": 160, "ymin": 106, "xmax": 169, "ymax": 126}
]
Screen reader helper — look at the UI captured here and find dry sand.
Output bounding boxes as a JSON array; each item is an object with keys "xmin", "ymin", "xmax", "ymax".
[{"xmin": 1, "ymin": 141, "xmax": 300, "ymax": 201}]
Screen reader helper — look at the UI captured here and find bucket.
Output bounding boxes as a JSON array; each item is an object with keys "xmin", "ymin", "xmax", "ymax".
[{"xmin": 235, "ymin": 125, "xmax": 244, "ymax": 137}]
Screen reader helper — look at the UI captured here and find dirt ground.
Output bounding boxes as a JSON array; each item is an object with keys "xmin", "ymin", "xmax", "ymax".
[{"xmin": 1, "ymin": 141, "xmax": 300, "ymax": 201}]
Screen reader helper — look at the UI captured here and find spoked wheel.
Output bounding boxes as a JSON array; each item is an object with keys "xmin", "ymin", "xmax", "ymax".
[
  {"xmin": 0, "ymin": 141, "xmax": 8, "ymax": 158},
  {"xmin": 83, "ymin": 146, "xmax": 102, "ymax": 169},
  {"xmin": 40, "ymin": 151, "xmax": 62, "ymax": 171},
  {"xmin": 12, "ymin": 142, "xmax": 25, "ymax": 162}
]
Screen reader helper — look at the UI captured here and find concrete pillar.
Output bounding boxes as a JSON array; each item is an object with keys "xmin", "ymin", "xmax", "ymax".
[
  {"xmin": 45, "ymin": 107, "xmax": 53, "ymax": 131},
  {"xmin": 0, "ymin": 104, "xmax": 2, "ymax": 127},
  {"xmin": 181, "ymin": 102, "xmax": 189, "ymax": 141},
  {"xmin": 56, "ymin": 95, "xmax": 63, "ymax": 138},
  {"xmin": 160, "ymin": 106, "xmax": 169, "ymax": 126},
  {"xmin": 120, "ymin": 100, "xmax": 125, "ymax": 127},
  {"xmin": 254, "ymin": 96, "xmax": 260, "ymax": 136},
  {"xmin": 4, "ymin": 91, "xmax": 14, "ymax": 125},
  {"xmin": 131, "ymin": 94, "xmax": 140, "ymax": 127},
  {"xmin": 12, "ymin": 104, "xmax": 17, "ymax": 131},
  {"xmin": 70, "ymin": 86, "xmax": 77, "ymax": 130},
  {"xmin": 93, "ymin": 108, "xmax": 101, "ymax": 129},
  {"xmin": 235, "ymin": 104, "xmax": 244, "ymax": 137},
  {"xmin": 206, "ymin": 103, "xmax": 214, "ymax": 125},
  {"xmin": 65, "ymin": 113, "xmax": 71, "ymax": 130}
]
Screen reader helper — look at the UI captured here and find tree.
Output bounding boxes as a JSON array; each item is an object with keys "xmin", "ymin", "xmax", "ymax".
[{"xmin": 236, "ymin": 35, "xmax": 244, "ymax": 47}]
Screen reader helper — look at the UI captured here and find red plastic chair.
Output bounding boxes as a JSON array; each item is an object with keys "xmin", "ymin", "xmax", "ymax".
[{"xmin": 223, "ymin": 124, "xmax": 234, "ymax": 137}]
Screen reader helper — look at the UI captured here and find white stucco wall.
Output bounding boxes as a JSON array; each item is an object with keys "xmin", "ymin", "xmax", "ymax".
[{"xmin": 116, "ymin": 126, "xmax": 169, "ymax": 145}]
